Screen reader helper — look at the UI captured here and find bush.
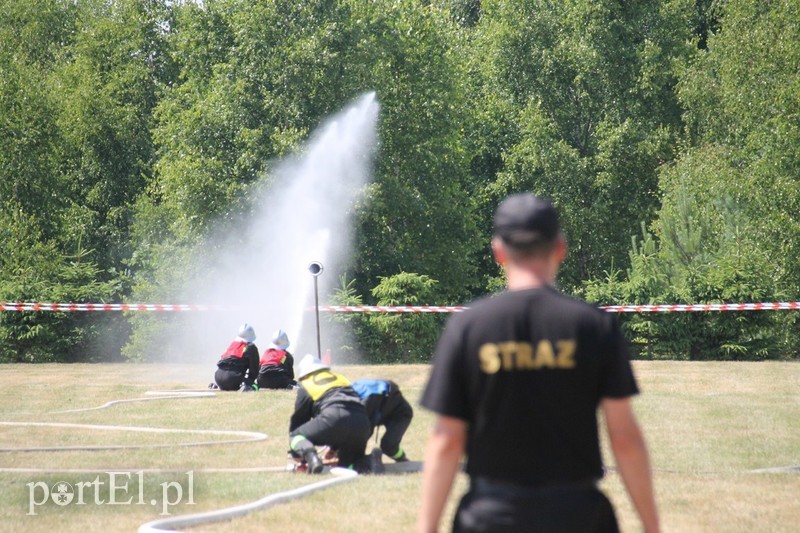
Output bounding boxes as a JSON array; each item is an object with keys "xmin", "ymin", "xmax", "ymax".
[
  {"xmin": 583, "ymin": 194, "xmax": 798, "ymax": 361},
  {"xmin": 329, "ymin": 272, "xmax": 445, "ymax": 363},
  {"xmin": 0, "ymin": 209, "xmax": 120, "ymax": 362}
]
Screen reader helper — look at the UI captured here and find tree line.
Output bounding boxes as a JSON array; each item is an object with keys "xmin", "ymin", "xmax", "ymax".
[{"xmin": 1, "ymin": 0, "xmax": 798, "ymax": 362}]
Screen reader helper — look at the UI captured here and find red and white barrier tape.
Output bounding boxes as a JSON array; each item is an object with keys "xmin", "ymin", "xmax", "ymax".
[
  {"xmin": 319, "ymin": 305, "xmax": 467, "ymax": 313},
  {"xmin": 601, "ymin": 302, "xmax": 800, "ymax": 313},
  {"xmin": 0, "ymin": 302, "xmax": 231, "ymax": 312},
  {"xmin": 2, "ymin": 301, "xmax": 800, "ymax": 313},
  {"xmin": 321, "ymin": 303, "xmax": 800, "ymax": 313}
]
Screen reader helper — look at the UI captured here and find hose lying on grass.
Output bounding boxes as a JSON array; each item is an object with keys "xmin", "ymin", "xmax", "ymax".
[
  {"xmin": 0, "ymin": 389, "xmax": 268, "ymax": 452},
  {"xmin": 137, "ymin": 467, "xmax": 359, "ymax": 533},
  {"xmin": 0, "ymin": 421, "xmax": 268, "ymax": 452},
  {"xmin": 54, "ymin": 390, "xmax": 216, "ymax": 414}
]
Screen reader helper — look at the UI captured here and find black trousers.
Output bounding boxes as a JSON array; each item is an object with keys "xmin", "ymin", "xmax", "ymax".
[
  {"xmin": 453, "ymin": 479, "xmax": 619, "ymax": 533},
  {"xmin": 214, "ymin": 368, "xmax": 246, "ymax": 391},
  {"xmin": 256, "ymin": 369, "xmax": 295, "ymax": 390},
  {"xmin": 289, "ymin": 405, "xmax": 371, "ymax": 467},
  {"xmin": 379, "ymin": 385, "xmax": 414, "ymax": 457}
]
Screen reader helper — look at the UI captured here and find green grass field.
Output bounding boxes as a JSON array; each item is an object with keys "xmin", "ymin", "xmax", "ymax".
[{"xmin": 0, "ymin": 361, "xmax": 797, "ymax": 532}]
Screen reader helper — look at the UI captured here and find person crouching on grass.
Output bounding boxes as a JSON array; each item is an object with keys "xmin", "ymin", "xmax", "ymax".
[
  {"xmin": 288, "ymin": 355, "xmax": 380, "ymax": 474},
  {"xmin": 351, "ymin": 378, "xmax": 413, "ymax": 463},
  {"xmin": 418, "ymin": 193, "xmax": 659, "ymax": 533},
  {"xmin": 212, "ymin": 323, "xmax": 260, "ymax": 392},
  {"xmin": 256, "ymin": 329, "xmax": 297, "ymax": 390}
]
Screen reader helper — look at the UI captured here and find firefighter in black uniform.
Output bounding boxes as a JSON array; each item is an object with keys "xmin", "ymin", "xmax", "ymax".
[
  {"xmin": 351, "ymin": 379, "xmax": 413, "ymax": 462},
  {"xmin": 288, "ymin": 355, "xmax": 374, "ymax": 474},
  {"xmin": 256, "ymin": 329, "xmax": 296, "ymax": 390},
  {"xmin": 419, "ymin": 193, "xmax": 659, "ymax": 533},
  {"xmin": 213, "ymin": 324, "xmax": 260, "ymax": 391}
]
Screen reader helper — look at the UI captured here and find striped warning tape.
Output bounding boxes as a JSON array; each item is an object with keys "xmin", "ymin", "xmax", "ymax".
[
  {"xmin": 0, "ymin": 302, "xmax": 232, "ymax": 312},
  {"xmin": 2, "ymin": 301, "xmax": 800, "ymax": 313},
  {"xmin": 319, "ymin": 305, "xmax": 467, "ymax": 313},
  {"xmin": 320, "ymin": 303, "xmax": 800, "ymax": 313},
  {"xmin": 601, "ymin": 302, "xmax": 800, "ymax": 313}
]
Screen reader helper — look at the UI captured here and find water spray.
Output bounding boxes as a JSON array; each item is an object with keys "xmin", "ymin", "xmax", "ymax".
[{"xmin": 155, "ymin": 93, "xmax": 379, "ymax": 369}]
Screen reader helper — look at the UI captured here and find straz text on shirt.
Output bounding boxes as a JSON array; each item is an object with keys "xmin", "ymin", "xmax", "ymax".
[{"xmin": 479, "ymin": 340, "xmax": 576, "ymax": 373}]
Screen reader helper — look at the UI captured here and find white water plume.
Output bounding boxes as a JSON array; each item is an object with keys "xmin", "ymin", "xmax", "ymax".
[{"xmin": 169, "ymin": 93, "xmax": 379, "ymax": 373}]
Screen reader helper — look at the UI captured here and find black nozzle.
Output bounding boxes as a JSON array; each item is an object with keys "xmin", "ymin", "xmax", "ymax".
[{"xmin": 308, "ymin": 261, "xmax": 324, "ymax": 277}]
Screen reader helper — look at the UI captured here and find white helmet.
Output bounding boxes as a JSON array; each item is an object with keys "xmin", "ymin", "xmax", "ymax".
[
  {"xmin": 237, "ymin": 323, "xmax": 256, "ymax": 343},
  {"xmin": 270, "ymin": 329, "xmax": 290, "ymax": 350},
  {"xmin": 296, "ymin": 354, "xmax": 329, "ymax": 379}
]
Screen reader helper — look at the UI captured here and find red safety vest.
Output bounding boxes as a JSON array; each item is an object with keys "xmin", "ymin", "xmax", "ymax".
[
  {"xmin": 221, "ymin": 340, "xmax": 248, "ymax": 359},
  {"xmin": 260, "ymin": 348, "xmax": 287, "ymax": 366}
]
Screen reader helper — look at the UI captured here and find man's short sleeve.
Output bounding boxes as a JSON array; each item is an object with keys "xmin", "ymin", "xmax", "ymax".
[
  {"xmin": 598, "ymin": 315, "xmax": 639, "ymax": 399},
  {"xmin": 420, "ymin": 314, "xmax": 471, "ymax": 421}
]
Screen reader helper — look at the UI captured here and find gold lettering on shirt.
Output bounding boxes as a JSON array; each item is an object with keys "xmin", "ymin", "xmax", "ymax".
[
  {"xmin": 534, "ymin": 340, "xmax": 556, "ymax": 368},
  {"xmin": 498, "ymin": 342, "xmax": 516, "ymax": 370},
  {"xmin": 516, "ymin": 342, "xmax": 535, "ymax": 369},
  {"xmin": 556, "ymin": 340, "xmax": 576, "ymax": 368},
  {"xmin": 478, "ymin": 340, "xmax": 578, "ymax": 373},
  {"xmin": 479, "ymin": 343, "xmax": 501, "ymax": 374}
]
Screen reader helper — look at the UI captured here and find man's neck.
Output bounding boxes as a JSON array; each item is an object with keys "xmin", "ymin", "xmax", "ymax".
[{"xmin": 505, "ymin": 264, "xmax": 556, "ymax": 291}]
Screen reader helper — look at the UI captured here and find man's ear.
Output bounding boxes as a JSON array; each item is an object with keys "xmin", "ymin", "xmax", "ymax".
[
  {"xmin": 491, "ymin": 237, "xmax": 507, "ymax": 265},
  {"xmin": 554, "ymin": 235, "xmax": 567, "ymax": 263}
]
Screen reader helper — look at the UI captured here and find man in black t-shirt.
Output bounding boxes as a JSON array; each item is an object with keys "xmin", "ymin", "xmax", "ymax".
[{"xmin": 418, "ymin": 193, "xmax": 659, "ymax": 533}]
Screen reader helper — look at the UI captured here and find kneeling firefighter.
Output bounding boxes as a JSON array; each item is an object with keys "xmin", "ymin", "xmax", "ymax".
[
  {"xmin": 288, "ymin": 355, "xmax": 376, "ymax": 474},
  {"xmin": 351, "ymin": 379, "xmax": 413, "ymax": 462},
  {"xmin": 213, "ymin": 324, "xmax": 260, "ymax": 391},
  {"xmin": 256, "ymin": 329, "xmax": 296, "ymax": 390}
]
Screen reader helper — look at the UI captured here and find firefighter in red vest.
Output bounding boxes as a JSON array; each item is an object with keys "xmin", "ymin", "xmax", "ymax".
[
  {"xmin": 212, "ymin": 323, "xmax": 260, "ymax": 391},
  {"xmin": 257, "ymin": 329, "xmax": 297, "ymax": 390}
]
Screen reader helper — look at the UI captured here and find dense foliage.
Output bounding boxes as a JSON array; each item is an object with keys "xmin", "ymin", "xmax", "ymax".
[{"xmin": 1, "ymin": 0, "xmax": 798, "ymax": 362}]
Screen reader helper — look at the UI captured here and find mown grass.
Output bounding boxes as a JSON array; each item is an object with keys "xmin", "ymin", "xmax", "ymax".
[{"xmin": 0, "ymin": 361, "xmax": 797, "ymax": 532}]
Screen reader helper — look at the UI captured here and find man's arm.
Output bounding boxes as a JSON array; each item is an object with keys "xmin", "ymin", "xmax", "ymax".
[
  {"xmin": 284, "ymin": 352, "xmax": 295, "ymax": 380},
  {"xmin": 245, "ymin": 344, "xmax": 260, "ymax": 382},
  {"xmin": 289, "ymin": 387, "xmax": 313, "ymax": 432},
  {"xmin": 418, "ymin": 415, "xmax": 466, "ymax": 533},
  {"xmin": 602, "ymin": 397, "xmax": 660, "ymax": 533}
]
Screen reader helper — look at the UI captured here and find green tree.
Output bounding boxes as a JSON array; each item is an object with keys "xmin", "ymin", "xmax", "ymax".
[
  {"xmin": 0, "ymin": 0, "xmax": 170, "ymax": 362},
  {"xmin": 586, "ymin": 176, "xmax": 790, "ymax": 360},
  {"xmin": 474, "ymin": 0, "xmax": 695, "ymax": 289},
  {"xmin": 591, "ymin": 0, "xmax": 800, "ymax": 359},
  {"xmin": 0, "ymin": 208, "xmax": 119, "ymax": 362},
  {"xmin": 51, "ymin": 0, "xmax": 171, "ymax": 269},
  {"xmin": 676, "ymin": 0, "xmax": 800, "ymax": 288},
  {"xmin": 350, "ymin": 0, "xmax": 481, "ymax": 302},
  {"xmin": 0, "ymin": 16, "xmax": 66, "ymax": 238}
]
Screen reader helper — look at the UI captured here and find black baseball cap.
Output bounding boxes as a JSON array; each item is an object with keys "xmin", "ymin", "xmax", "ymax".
[{"xmin": 493, "ymin": 193, "xmax": 560, "ymax": 247}]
